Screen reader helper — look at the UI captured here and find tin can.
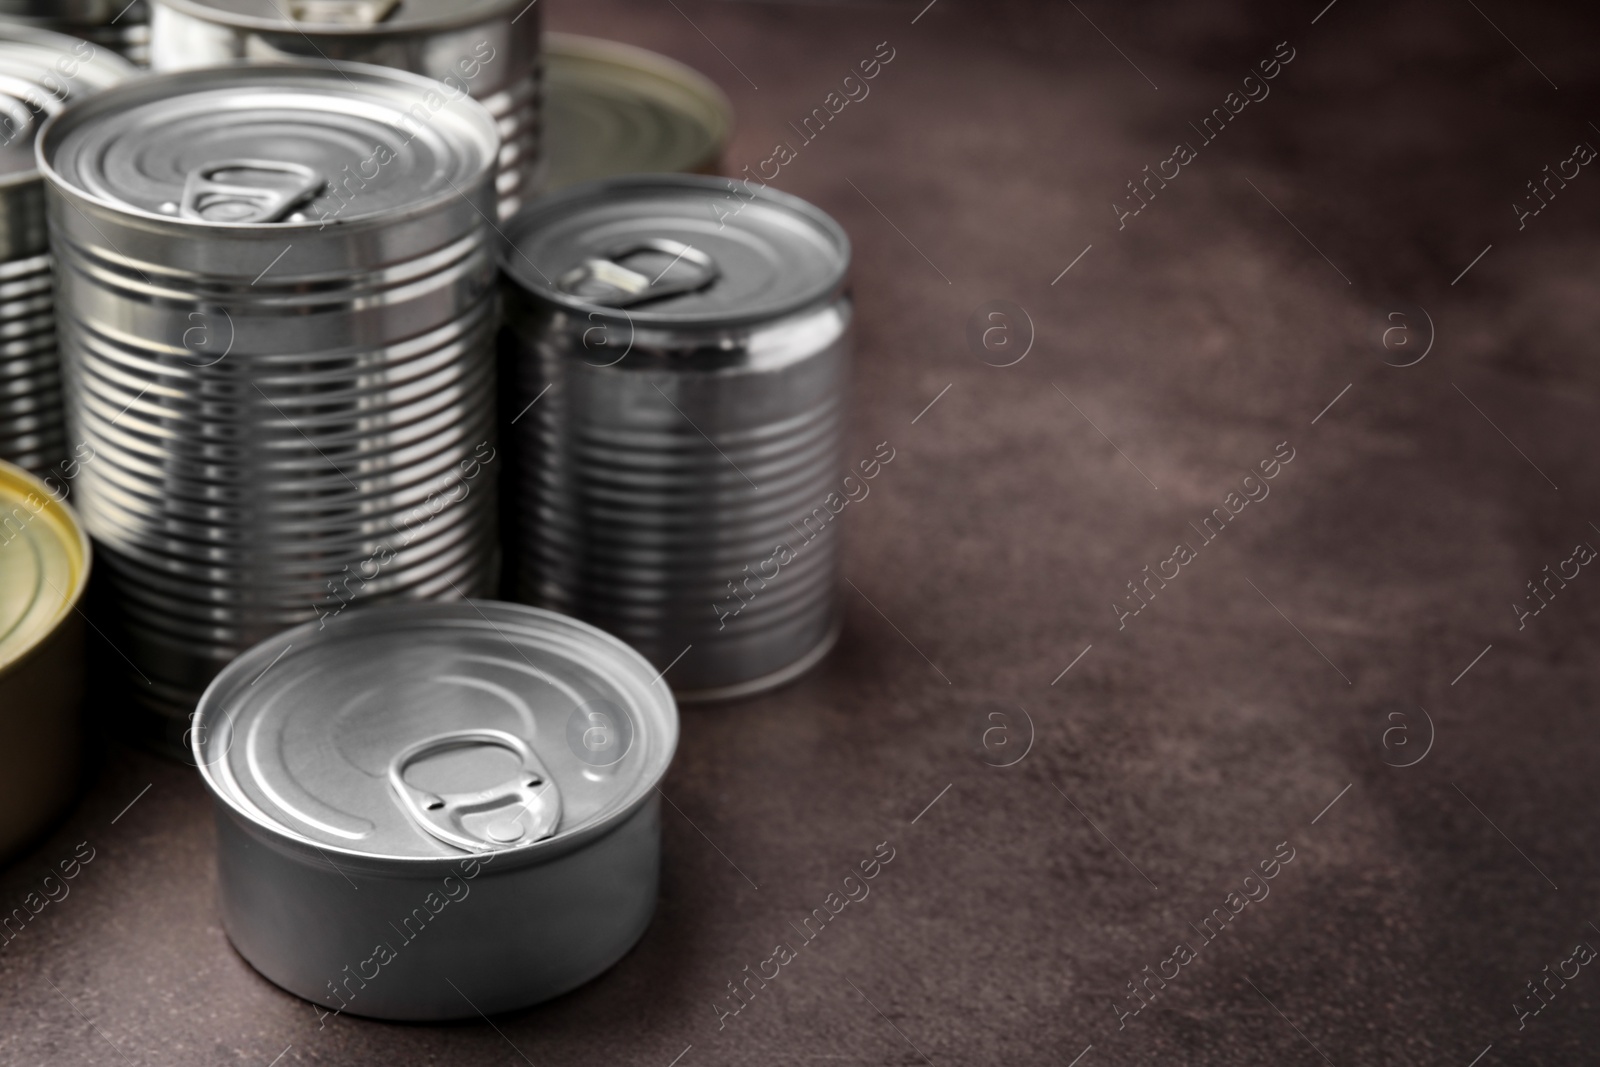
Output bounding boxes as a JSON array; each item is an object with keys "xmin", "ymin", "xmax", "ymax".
[
  {"xmin": 542, "ymin": 33, "xmax": 732, "ymax": 192},
  {"xmin": 0, "ymin": 459, "xmax": 90, "ymax": 861},
  {"xmin": 191, "ymin": 599, "xmax": 677, "ymax": 1021},
  {"xmin": 148, "ymin": 0, "xmax": 540, "ymax": 218},
  {"xmin": 498, "ymin": 175, "xmax": 850, "ymax": 699},
  {"xmin": 39, "ymin": 62, "xmax": 502, "ymax": 751},
  {"xmin": 0, "ymin": 2, "xmax": 151, "ymax": 65},
  {"xmin": 0, "ymin": 26, "xmax": 133, "ymax": 478}
]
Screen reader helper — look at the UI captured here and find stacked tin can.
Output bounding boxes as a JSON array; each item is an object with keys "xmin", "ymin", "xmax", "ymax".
[
  {"xmin": 39, "ymin": 62, "xmax": 502, "ymax": 748},
  {"xmin": 148, "ymin": 0, "xmax": 540, "ymax": 218},
  {"xmin": 0, "ymin": 26, "xmax": 133, "ymax": 478},
  {"xmin": 499, "ymin": 175, "xmax": 851, "ymax": 699},
  {"xmin": 0, "ymin": 2, "xmax": 150, "ymax": 65}
]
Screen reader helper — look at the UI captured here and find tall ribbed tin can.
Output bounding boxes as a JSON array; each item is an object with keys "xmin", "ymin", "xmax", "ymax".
[
  {"xmin": 499, "ymin": 175, "xmax": 851, "ymax": 700},
  {"xmin": 0, "ymin": 26, "xmax": 133, "ymax": 478},
  {"xmin": 0, "ymin": 2, "xmax": 151, "ymax": 65},
  {"xmin": 192, "ymin": 600, "xmax": 677, "ymax": 1021},
  {"xmin": 148, "ymin": 0, "xmax": 540, "ymax": 218},
  {"xmin": 38, "ymin": 62, "xmax": 502, "ymax": 751},
  {"xmin": 0, "ymin": 458, "xmax": 91, "ymax": 861}
]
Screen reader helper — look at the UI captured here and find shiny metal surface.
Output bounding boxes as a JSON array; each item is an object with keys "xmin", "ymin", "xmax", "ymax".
[
  {"xmin": 499, "ymin": 175, "xmax": 851, "ymax": 698},
  {"xmin": 0, "ymin": 458, "xmax": 90, "ymax": 861},
  {"xmin": 193, "ymin": 599, "xmax": 676, "ymax": 1020},
  {"xmin": 0, "ymin": 26, "xmax": 133, "ymax": 476},
  {"xmin": 543, "ymin": 33, "xmax": 731, "ymax": 192},
  {"xmin": 0, "ymin": 2, "xmax": 151, "ymax": 65},
  {"xmin": 39, "ymin": 63, "xmax": 502, "ymax": 744},
  {"xmin": 149, "ymin": 0, "xmax": 540, "ymax": 218}
]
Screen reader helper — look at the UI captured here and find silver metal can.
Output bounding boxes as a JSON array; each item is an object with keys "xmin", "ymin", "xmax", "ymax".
[
  {"xmin": 191, "ymin": 599, "xmax": 677, "ymax": 1021},
  {"xmin": 148, "ymin": 0, "xmax": 540, "ymax": 218},
  {"xmin": 0, "ymin": 2, "xmax": 151, "ymax": 65},
  {"xmin": 38, "ymin": 62, "xmax": 502, "ymax": 751},
  {"xmin": 0, "ymin": 26, "xmax": 133, "ymax": 478},
  {"xmin": 499, "ymin": 175, "xmax": 851, "ymax": 700},
  {"xmin": 0, "ymin": 458, "xmax": 91, "ymax": 862}
]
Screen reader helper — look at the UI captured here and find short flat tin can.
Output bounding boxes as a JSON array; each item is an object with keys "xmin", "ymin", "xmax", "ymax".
[
  {"xmin": 191, "ymin": 599, "xmax": 677, "ymax": 1021},
  {"xmin": 0, "ymin": 457, "xmax": 90, "ymax": 861}
]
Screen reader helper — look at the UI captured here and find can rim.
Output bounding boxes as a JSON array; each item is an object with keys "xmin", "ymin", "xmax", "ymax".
[
  {"xmin": 35, "ymin": 58, "xmax": 501, "ymax": 233},
  {"xmin": 191, "ymin": 599, "xmax": 679, "ymax": 874},
  {"xmin": 0, "ymin": 459, "xmax": 92, "ymax": 679},
  {"xmin": 156, "ymin": 0, "xmax": 532, "ymax": 35},
  {"xmin": 0, "ymin": 21, "xmax": 138, "ymax": 194},
  {"xmin": 499, "ymin": 173, "xmax": 852, "ymax": 331}
]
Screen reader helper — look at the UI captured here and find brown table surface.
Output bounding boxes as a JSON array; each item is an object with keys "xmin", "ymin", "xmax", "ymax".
[{"xmin": 5, "ymin": 1, "xmax": 1599, "ymax": 1063}]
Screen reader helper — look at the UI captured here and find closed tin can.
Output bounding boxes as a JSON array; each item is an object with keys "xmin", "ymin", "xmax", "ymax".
[
  {"xmin": 0, "ymin": 2, "xmax": 151, "ymax": 65},
  {"xmin": 499, "ymin": 175, "xmax": 850, "ymax": 699},
  {"xmin": 0, "ymin": 459, "xmax": 90, "ymax": 861},
  {"xmin": 39, "ymin": 62, "xmax": 502, "ymax": 751},
  {"xmin": 191, "ymin": 599, "xmax": 677, "ymax": 1021},
  {"xmin": 149, "ymin": 0, "xmax": 540, "ymax": 218},
  {"xmin": 0, "ymin": 26, "xmax": 133, "ymax": 478},
  {"xmin": 543, "ymin": 33, "xmax": 731, "ymax": 192}
]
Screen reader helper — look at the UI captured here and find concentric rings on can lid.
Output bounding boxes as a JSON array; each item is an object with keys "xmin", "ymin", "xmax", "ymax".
[
  {"xmin": 501, "ymin": 173, "xmax": 850, "ymax": 329},
  {"xmin": 543, "ymin": 33, "xmax": 732, "ymax": 192},
  {"xmin": 0, "ymin": 459, "xmax": 90, "ymax": 675},
  {"xmin": 38, "ymin": 60, "xmax": 499, "ymax": 226},
  {"xmin": 192, "ymin": 601, "xmax": 678, "ymax": 866},
  {"xmin": 0, "ymin": 24, "xmax": 135, "ymax": 185},
  {"xmin": 155, "ymin": 0, "xmax": 526, "ymax": 34}
]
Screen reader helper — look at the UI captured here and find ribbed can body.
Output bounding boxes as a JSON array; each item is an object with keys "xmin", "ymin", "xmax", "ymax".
[
  {"xmin": 42, "ymin": 67, "xmax": 503, "ymax": 737},
  {"xmin": 502, "ymin": 302, "xmax": 849, "ymax": 699},
  {"xmin": 0, "ymin": 246, "xmax": 61, "ymax": 476},
  {"xmin": 149, "ymin": 0, "xmax": 541, "ymax": 218}
]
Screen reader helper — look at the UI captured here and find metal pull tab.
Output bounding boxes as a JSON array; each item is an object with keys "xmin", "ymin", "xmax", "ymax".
[
  {"xmin": 179, "ymin": 160, "xmax": 326, "ymax": 224},
  {"xmin": 556, "ymin": 240, "xmax": 720, "ymax": 307},
  {"xmin": 389, "ymin": 729, "xmax": 561, "ymax": 852},
  {"xmin": 288, "ymin": 0, "xmax": 400, "ymax": 24}
]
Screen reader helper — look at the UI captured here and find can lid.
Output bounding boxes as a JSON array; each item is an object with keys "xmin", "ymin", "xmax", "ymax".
[
  {"xmin": 193, "ymin": 601, "xmax": 678, "ymax": 865},
  {"xmin": 543, "ymin": 33, "xmax": 732, "ymax": 193},
  {"xmin": 40, "ymin": 61, "xmax": 498, "ymax": 227},
  {"xmin": 0, "ymin": 460, "xmax": 90, "ymax": 676},
  {"xmin": 157, "ymin": 0, "xmax": 524, "ymax": 33},
  {"xmin": 501, "ymin": 174, "xmax": 850, "ymax": 328},
  {"xmin": 0, "ymin": 24, "xmax": 135, "ymax": 187}
]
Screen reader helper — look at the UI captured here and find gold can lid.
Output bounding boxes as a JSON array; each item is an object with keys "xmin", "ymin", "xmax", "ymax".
[
  {"xmin": 0, "ymin": 459, "xmax": 89, "ymax": 674},
  {"xmin": 543, "ymin": 33, "xmax": 733, "ymax": 192}
]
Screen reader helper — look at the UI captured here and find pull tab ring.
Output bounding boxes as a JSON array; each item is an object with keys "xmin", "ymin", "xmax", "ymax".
[
  {"xmin": 388, "ymin": 729, "xmax": 562, "ymax": 853},
  {"xmin": 179, "ymin": 160, "xmax": 326, "ymax": 224},
  {"xmin": 556, "ymin": 239, "xmax": 720, "ymax": 308}
]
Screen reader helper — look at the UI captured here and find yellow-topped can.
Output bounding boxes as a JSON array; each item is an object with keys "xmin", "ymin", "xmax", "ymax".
[{"xmin": 0, "ymin": 458, "xmax": 89, "ymax": 861}]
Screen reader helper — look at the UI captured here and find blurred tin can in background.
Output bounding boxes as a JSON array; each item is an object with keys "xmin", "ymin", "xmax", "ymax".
[
  {"xmin": 0, "ymin": 25, "xmax": 133, "ymax": 478},
  {"xmin": 499, "ymin": 175, "xmax": 850, "ymax": 700},
  {"xmin": 0, "ymin": 2, "xmax": 151, "ymax": 65},
  {"xmin": 542, "ymin": 33, "xmax": 731, "ymax": 192},
  {"xmin": 0, "ymin": 459, "xmax": 90, "ymax": 861},
  {"xmin": 192, "ymin": 600, "xmax": 677, "ymax": 1020},
  {"xmin": 148, "ymin": 0, "xmax": 541, "ymax": 218},
  {"xmin": 39, "ymin": 62, "xmax": 501, "ymax": 752}
]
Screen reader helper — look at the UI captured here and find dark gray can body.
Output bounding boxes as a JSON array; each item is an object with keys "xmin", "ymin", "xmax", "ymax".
[
  {"xmin": 149, "ymin": 0, "xmax": 540, "ymax": 218},
  {"xmin": 193, "ymin": 601, "xmax": 678, "ymax": 1021},
  {"xmin": 0, "ymin": 26, "xmax": 133, "ymax": 477},
  {"xmin": 499, "ymin": 175, "xmax": 851, "ymax": 699},
  {"xmin": 38, "ymin": 62, "xmax": 502, "ymax": 746}
]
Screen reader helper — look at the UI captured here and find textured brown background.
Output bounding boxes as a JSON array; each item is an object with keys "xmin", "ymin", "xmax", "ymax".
[{"xmin": 5, "ymin": 0, "xmax": 1600, "ymax": 1063}]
